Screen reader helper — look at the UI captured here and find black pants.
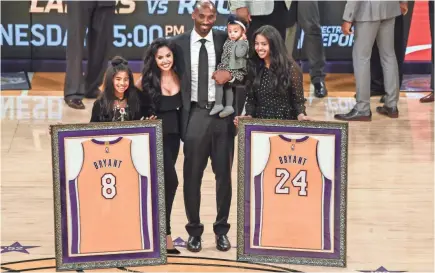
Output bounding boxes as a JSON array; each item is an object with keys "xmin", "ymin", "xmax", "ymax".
[
  {"xmin": 247, "ymin": 1, "xmax": 287, "ymax": 40},
  {"xmin": 64, "ymin": 1, "xmax": 114, "ymax": 99},
  {"xmin": 183, "ymin": 104, "xmax": 235, "ymax": 236},
  {"xmin": 370, "ymin": 15, "xmax": 404, "ymax": 92},
  {"xmin": 294, "ymin": 1, "xmax": 326, "ymax": 83},
  {"xmin": 163, "ymin": 133, "xmax": 181, "ymax": 235}
]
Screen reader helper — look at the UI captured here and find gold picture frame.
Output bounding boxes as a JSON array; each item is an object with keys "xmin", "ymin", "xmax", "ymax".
[
  {"xmin": 236, "ymin": 119, "xmax": 348, "ymax": 268},
  {"xmin": 51, "ymin": 120, "xmax": 167, "ymax": 270}
]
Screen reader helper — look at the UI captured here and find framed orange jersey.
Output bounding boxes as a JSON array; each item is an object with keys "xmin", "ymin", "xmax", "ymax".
[
  {"xmin": 51, "ymin": 121, "xmax": 166, "ymax": 271},
  {"xmin": 236, "ymin": 119, "xmax": 348, "ymax": 268}
]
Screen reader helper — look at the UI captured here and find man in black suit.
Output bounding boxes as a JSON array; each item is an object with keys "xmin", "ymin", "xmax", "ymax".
[
  {"xmin": 171, "ymin": 0, "xmax": 238, "ymax": 253},
  {"xmin": 63, "ymin": 1, "xmax": 115, "ymax": 109}
]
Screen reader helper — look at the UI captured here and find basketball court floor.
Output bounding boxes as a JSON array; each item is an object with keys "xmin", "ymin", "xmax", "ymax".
[{"xmin": 1, "ymin": 73, "xmax": 434, "ymax": 272}]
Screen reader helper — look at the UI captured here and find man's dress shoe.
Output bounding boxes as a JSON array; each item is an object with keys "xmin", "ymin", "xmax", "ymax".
[
  {"xmin": 215, "ymin": 235, "xmax": 231, "ymax": 252},
  {"xmin": 420, "ymin": 92, "xmax": 434, "ymax": 103},
  {"xmin": 314, "ymin": 82, "xmax": 327, "ymax": 98},
  {"xmin": 65, "ymin": 99, "xmax": 85, "ymax": 110},
  {"xmin": 186, "ymin": 236, "xmax": 201, "ymax": 252},
  {"xmin": 376, "ymin": 105, "xmax": 399, "ymax": 118},
  {"xmin": 334, "ymin": 108, "xmax": 372, "ymax": 121}
]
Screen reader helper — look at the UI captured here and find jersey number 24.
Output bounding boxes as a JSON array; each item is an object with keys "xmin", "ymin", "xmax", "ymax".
[{"xmin": 275, "ymin": 169, "xmax": 307, "ymax": 196}]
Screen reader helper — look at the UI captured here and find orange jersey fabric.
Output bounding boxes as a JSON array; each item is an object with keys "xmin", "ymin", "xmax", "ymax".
[
  {"xmin": 71, "ymin": 137, "xmax": 148, "ymax": 254},
  {"xmin": 256, "ymin": 135, "xmax": 325, "ymax": 250}
]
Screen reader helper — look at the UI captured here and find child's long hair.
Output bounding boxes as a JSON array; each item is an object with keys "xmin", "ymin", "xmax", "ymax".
[
  {"xmin": 98, "ymin": 56, "xmax": 141, "ymax": 121},
  {"xmin": 246, "ymin": 25, "xmax": 302, "ymax": 96}
]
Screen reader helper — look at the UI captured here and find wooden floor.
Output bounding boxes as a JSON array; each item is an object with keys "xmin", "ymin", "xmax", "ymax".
[
  {"xmin": 1, "ymin": 73, "xmax": 434, "ymax": 272},
  {"xmin": 0, "ymin": 72, "xmax": 414, "ymax": 97}
]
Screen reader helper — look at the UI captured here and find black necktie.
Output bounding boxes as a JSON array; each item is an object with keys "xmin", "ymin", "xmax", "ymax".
[{"xmin": 198, "ymin": 39, "xmax": 208, "ymax": 107}]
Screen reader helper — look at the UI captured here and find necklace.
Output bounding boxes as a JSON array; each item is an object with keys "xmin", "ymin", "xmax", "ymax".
[{"xmin": 116, "ymin": 96, "xmax": 126, "ymax": 102}]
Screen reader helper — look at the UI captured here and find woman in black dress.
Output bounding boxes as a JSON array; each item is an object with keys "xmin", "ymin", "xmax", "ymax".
[
  {"xmin": 139, "ymin": 38, "xmax": 182, "ymax": 254},
  {"xmin": 234, "ymin": 25, "xmax": 311, "ymax": 126},
  {"xmin": 90, "ymin": 56, "xmax": 154, "ymax": 122}
]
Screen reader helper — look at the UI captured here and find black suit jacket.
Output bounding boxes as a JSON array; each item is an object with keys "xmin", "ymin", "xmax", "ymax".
[{"xmin": 171, "ymin": 29, "xmax": 233, "ymax": 141}]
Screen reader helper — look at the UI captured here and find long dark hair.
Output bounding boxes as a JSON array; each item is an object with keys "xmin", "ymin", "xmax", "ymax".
[
  {"xmin": 98, "ymin": 56, "xmax": 141, "ymax": 121},
  {"xmin": 246, "ymin": 25, "xmax": 301, "ymax": 96},
  {"xmin": 141, "ymin": 38, "xmax": 179, "ymax": 112}
]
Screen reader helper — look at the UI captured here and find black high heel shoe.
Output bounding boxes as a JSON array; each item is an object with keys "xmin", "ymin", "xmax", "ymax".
[{"xmin": 167, "ymin": 248, "xmax": 180, "ymax": 254}]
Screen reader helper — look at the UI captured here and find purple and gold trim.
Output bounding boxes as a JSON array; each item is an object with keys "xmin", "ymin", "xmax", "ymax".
[
  {"xmin": 90, "ymin": 137, "xmax": 123, "ymax": 145},
  {"xmin": 236, "ymin": 119, "xmax": 348, "ymax": 268},
  {"xmin": 50, "ymin": 121, "xmax": 166, "ymax": 270}
]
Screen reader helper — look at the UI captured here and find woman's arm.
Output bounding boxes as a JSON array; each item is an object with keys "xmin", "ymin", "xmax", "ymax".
[
  {"xmin": 135, "ymin": 75, "xmax": 143, "ymax": 91},
  {"xmin": 288, "ymin": 60, "xmax": 307, "ymax": 118},
  {"xmin": 244, "ymin": 84, "xmax": 256, "ymax": 117}
]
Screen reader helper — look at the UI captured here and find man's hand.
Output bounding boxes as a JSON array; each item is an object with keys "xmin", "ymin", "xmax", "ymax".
[
  {"xmin": 341, "ymin": 21, "xmax": 353, "ymax": 35},
  {"xmin": 400, "ymin": 2, "xmax": 408, "ymax": 15},
  {"xmin": 212, "ymin": 70, "xmax": 232, "ymax": 85},
  {"xmin": 236, "ymin": 7, "xmax": 251, "ymax": 23}
]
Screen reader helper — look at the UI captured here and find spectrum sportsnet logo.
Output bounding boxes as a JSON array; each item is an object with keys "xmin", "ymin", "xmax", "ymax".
[{"xmin": 297, "ymin": 25, "xmax": 354, "ymax": 49}]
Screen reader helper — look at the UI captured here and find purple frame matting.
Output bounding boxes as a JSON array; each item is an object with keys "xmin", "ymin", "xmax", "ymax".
[{"xmin": 51, "ymin": 121, "xmax": 166, "ymax": 270}]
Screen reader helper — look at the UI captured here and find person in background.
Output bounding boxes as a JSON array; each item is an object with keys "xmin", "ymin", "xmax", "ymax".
[
  {"xmin": 335, "ymin": 1, "xmax": 407, "ymax": 121},
  {"xmin": 368, "ymin": 2, "xmax": 414, "ymax": 103},
  {"xmin": 370, "ymin": 15, "xmax": 405, "ymax": 103},
  {"xmin": 64, "ymin": 1, "xmax": 115, "ymax": 110},
  {"xmin": 234, "ymin": 25, "xmax": 311, "ymax": 126},
  {"xmin": 420, "ymin": 0, "xmax": 434, "ymax": 103},
  {"xmin": 90, "ymin": 56, "xmax": 154, "ymax": 122},
  {"xmin": 229, "ymin": 0, "xmax": 291, "ymax": 40},
  {"xmin": 138, "ymin": 38, "xmax": 182, "ymax": 254},
  {"xmin": 284, "ymin": 1, "xmax": 298, "ymax": 57},
  {"xmin": 283, "ymin": 1, "xmax": 328, "ymax": 98}
]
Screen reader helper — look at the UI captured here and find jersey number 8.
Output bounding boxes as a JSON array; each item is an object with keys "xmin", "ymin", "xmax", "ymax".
[{"xmin": 101, "ymin": 173, "xmax": 117, "ymax": 199}]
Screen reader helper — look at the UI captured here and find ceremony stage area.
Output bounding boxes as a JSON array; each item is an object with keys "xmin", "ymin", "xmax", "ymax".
[{"xmin": 1, "ymin": 72, "xmax": 433, "ymax": 272}]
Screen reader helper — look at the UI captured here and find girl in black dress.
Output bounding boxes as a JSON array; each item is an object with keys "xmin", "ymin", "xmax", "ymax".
[
  {"xmin": 90, "ymin": 56, "xmax": 155, "ymax": 122},
  {"xmin": 140, "ymin": 38, "xmax": 182, "ymax": 254},
  {"xmin": 234, "ymin": 25, "xmax": 311, "ymax": 126}
]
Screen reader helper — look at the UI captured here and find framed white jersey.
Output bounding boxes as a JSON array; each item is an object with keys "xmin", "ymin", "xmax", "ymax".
[{"xmin": 51, "ymin": 121, "xmax": 167, "ymax": 271}]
